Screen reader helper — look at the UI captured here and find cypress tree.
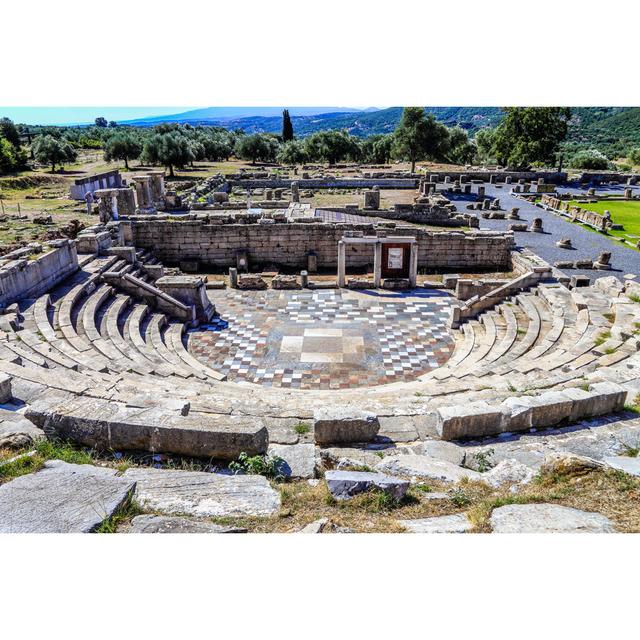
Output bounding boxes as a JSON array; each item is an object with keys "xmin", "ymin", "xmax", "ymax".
[{"xmin": 282, "ymin": 109, "xmax": 294, "ymax": 142}]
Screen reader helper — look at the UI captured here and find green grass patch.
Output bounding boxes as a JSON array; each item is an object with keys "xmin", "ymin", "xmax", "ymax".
[
  {"xmin": 293, "ymin": 422, "xmax": 310, "ymax": 435},
  {"xmin": 96, "ymin": 499, "xmax": 143, "ymax": 533},
  {"xmin": 595, "ymin": 330, "xmax": 612, "ymax": 346},
  {"xmin": 0, "ymin": 438, "xmax": 94, "ymax": 483},
  {"xmin": 567, "ymin": 199, "xmax": 640, "ymax": 251}
]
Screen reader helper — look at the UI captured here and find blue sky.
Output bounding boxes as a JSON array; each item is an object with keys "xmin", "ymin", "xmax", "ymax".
[{"xmin": 0, "ymin": 107, "xmax": 197, "ymax": 126}]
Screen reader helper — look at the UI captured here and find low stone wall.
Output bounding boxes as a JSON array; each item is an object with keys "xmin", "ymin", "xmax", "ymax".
[
  {"xmin": 230, "ymin": 178, "xmax": 419, "ymax": 190},
  {"xmin": 69, "ymin": 169, "xmax": 122, "ymax": 200},
  {"xmin": 317, "ymin": 204, "xmax": 468, "ymax": 227},
  {"xmin": 427, "ymin": 171, "xmax": 567, "ymax": 184},
  {"xmin": 540, "ymin": 194, "xmax": 609, "ymax": 231},
  {"xmin": 436, "ymin": 382, "xmax": 627, "ymax": 440},
  {"xmin": 129, "ymin": 217, "xmax": 513, "ymax": 272},
  {"xmin": 0, "ymin": 240, "xmax": 78, "ymax": 308}
]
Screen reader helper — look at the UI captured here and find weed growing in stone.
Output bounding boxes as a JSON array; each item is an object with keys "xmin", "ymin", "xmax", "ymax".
[{"xmin": 229, "ymin": 451, "xmax": 285, "ymax": 480}]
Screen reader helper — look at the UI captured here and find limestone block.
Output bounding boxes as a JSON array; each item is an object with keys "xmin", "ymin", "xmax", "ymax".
[
  {"xmin": 0, "ymin": 460, "xmax": 136, "ymax": 533},
  {"xmin": 313, "ymin": 407, "xmax": 379, "ymax": 444},
  {"xmin": 401, "ymin": 513, "xmax": 472, "ymax": 533},
  {"xmin": 0, "ymin": 373, "xmax": 12, "ymax": 404},
  {"xmin": 436, "ymin": 402, "xmax": 504, "ymax": 440},
  {"xmin": 489, "ymin": 504, "xmax": 614, "ymax": 533},
  {"xmin": 123, "ymin": 467, "xmax": 281, "ymax": 517},
  {"xmin": 268, "ymin": 443, "xmax": 316, "ymax": 479},
  {"xmin": 129, "ymin": 515, "xmax": 246, "ymax": 533},
  {"xmin": 376, "ymin": 455, "xmax": 481, "ymax": 483},
  {"xmin": 324, "ymin": 470, "xmax": 408, "ymax": 501}
]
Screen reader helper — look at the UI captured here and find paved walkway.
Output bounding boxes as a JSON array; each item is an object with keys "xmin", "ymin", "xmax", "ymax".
[
  {"xmin": 447, "ymin": 183, "xmax": 640, "ymax": 281},
  {"xmin": 187, "ymin": 289, "xmax": 455, "ymax": 389}
]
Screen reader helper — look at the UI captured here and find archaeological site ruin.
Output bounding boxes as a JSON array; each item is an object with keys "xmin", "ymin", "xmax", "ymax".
[{"xmin": 2, "ymin": 159, "xmax": 639, "ymax": 535}]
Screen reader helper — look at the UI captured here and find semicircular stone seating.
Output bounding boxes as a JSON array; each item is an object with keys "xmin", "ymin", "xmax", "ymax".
[{"xmin": 1, "ymin": 250, "xmax": 640, "ymax": 460}]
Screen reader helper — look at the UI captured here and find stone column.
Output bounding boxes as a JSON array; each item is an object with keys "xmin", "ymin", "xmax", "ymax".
[
  {"xmin": 291, "ymin": 181, "xmax": 300, "ymax": 203},
  {"xmin": 337, "ymin": 241, "xmax": 346, "ymax": 287},
  {"xmin": 409, "ymin": 242, "xmax": 418, "ymax": 288},
  {"xmin": 229, "ymin": 267, "xmax": 238, "ymax": 288},
  {"xmin": 373, "ymin": 241, "xmax": 382, "ymax": 288}
]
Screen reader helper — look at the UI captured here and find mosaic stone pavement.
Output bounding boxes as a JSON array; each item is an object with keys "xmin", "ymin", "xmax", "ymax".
[{"xmin": 186, "ymin": 289, "xmax": 455, "ymax": 390}]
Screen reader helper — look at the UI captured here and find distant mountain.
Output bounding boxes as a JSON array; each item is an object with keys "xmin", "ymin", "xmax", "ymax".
[
  {"xmin": 121, "ymin": 106, "xmax": 503, "ymax": 137},
  {"xmin": 118, "ymin": 106, "xmax": 640, "ymax": 152},
  {"xmin": 121, "ymin": 107, "xmax": 372, "ymax": 125}
]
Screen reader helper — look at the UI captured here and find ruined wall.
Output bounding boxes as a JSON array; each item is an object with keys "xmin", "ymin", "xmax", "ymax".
[
  {"xmin": 541, "ymin": 194, "xmax": 608, "ymax": 230},
  {"xmin": 0, "ymin": 240, "xmax": 78, "ymax": 307},
  {"xmin": 129, "ymin": 217, "xmax": 513, "ymax": 271}
]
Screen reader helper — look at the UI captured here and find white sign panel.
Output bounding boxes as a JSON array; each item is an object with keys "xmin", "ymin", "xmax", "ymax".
[{"xmin": 387, "ymin": 247, "xmax": 404, "ymax": 269}]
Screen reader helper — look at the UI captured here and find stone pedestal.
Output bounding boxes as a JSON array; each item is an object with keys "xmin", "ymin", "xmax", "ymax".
[
  {"xmin": 155, "ymin": 275, "xmax": 215, "ymax": 323},
  {"xmin": 229, "ymin": 267, "xmax": 238, "ymax": 288},
  {"xmin": 373, "ymin": 241, "xmax": 382, "ymax": 288},
  {"xmin": 364, "ymin": 187, "xmax": 380, "ymax": 210},
  {"xmin": 337, "ymin": 241, "xmax": 346, "ymax": 287}
]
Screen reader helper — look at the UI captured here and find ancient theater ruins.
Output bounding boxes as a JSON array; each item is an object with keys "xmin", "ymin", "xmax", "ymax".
[{"xmin": 1, "ymin": 163, "xmax": 640, "ymax": 533}]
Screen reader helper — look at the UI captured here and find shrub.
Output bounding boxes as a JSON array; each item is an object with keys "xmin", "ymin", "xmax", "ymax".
[
  {"xmin": 229, "ymin": 451, "xmax": 285, "ymax": 479},
  {"xmin": 569, "ymin": 149, "xmax": 611, "ymax": 170}
]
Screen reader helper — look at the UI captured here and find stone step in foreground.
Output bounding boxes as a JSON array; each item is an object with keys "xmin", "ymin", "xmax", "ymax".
[
  {"xmin": 123, "ymin": 467, "xmax": 282, "ymax": 517},
  {"xmin": 489, "ymin": 504, "xmax": 615, "ymax": 533},
  {"xmin": 128, "ymin": 515, "xmax": 247, "ymax": 534},
  {"xmin": 0, "ymin": 460, "xmax": 136, "ymax": 533},
  {"xmin": 24, "ymin": 394, "xmax": 268, "ymax": 460},
  {"xmin": 401, "ymin": 513, "xmax": 473, "ymax": 533}
]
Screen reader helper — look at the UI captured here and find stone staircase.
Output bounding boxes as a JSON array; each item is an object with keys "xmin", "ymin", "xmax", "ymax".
[{"xmin": 1, "ymin": 253, "xmax": 639, "ymax": 457}]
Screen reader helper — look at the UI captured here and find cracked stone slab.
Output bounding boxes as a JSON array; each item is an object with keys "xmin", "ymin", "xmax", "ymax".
[
  {"xmin": 128, "ymin": 515, "xmax": 247, "ymax": 533},
  {"xmin": 375, "ymin": 455, "xmax": 482, "ymax": 483},
  {"xmin": 489, "ymin": 504, "xmax": 615, "ymax": 533},
  {"xmin": 325, "ymin": 469, "xmax": 409, "ymax": 500},
  {"xmin": 0, "ymin": 460, "xmax": 135, "ymax": 533},
  {"xmin": 401, "ymin": 513, "xmax": 473, "ymax": 533},
  {"xmin": 123, "ymin": 467, "xmax": 281, "ymax": 517},
  {"xmin": 603, "ymin": 455, "xmax": 640, "ymax": 477}
]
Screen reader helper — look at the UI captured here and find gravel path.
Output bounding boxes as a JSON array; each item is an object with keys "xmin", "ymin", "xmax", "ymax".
[{"xmin": 446, "ymin": 182, "xmax": 640, "ymax": 281}]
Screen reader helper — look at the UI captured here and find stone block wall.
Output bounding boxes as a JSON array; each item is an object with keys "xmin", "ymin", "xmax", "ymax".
[
  {"xmin": 541, "ymin": 194, "xmax": 608, "ymax": 231},
  {"xmin": 0, "ymin": 240, "xmax": 78, "ymax": 308},
  {"xmin": 129, "ymin": 217, "xmax": 513, "ymax": 272}
]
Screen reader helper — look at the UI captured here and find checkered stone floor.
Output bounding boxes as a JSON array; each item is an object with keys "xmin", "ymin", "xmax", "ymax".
[{"xmin": 187, "ymin": 289, "xmax": 455, "ymax": 390}]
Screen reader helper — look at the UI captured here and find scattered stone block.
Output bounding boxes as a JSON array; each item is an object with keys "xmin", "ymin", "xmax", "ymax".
[
  {"xmin": 489, "ymin": 504, "xmax": 614, "ymax": 533},
  {"xmin": 436, "ymin": 402, "xmax": 504, "ymax": 440},
  {"xmin": 325, "ymin": 470, "xmax": 408, "ymax": 501},
  {"xmin": 0, "ymin": 373, "xmax": 12, "ymax": 403},
  {"xmin": 123, "ymin": 467, "xmax": 281, "ymax": 517},
  {"xmin": 268, "ymin": 443, "xmax": 316, "ymax": 479},
  {"xmin": 375, "ymin": 455, "xmax": 481, "ymax": 483},
  {"xmin": 298, "ymin": 517, "xmax": 330, "ymax": 533},
  {"xmin": 400, "ymin": 513, "xmax": 472, "ymax": 533},
  {"xmin": 313, "ymin": 407, "xmax": 379, "ymax": 444},
  {"xmin": 0, "ymin": 460, "xmax": 136, "ymax": 533},
  {"xmin": 128, "ymin": 515, "xmax": 246, "ymax": 533},
  {"xmin": 483, "ymin": 459, "xmax": 536, "ymax": 488}
]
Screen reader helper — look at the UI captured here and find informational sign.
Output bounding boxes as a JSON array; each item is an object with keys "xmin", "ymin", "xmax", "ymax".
[{"xmin": 387, "ymin": 247, "xmax": 404, "ymax": 270}]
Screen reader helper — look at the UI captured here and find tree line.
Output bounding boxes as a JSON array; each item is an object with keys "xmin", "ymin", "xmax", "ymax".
[{"xmin": 2, "ymin": 107, "xmax": 639, "ymax": 177}]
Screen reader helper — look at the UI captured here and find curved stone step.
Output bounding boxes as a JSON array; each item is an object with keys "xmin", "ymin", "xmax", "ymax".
[{"xmin": 165, "ymin": 323, "xmax": 226, "ymax": 382}]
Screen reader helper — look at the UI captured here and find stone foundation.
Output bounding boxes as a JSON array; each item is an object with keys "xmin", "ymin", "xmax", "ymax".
[
  {"xmin": 0, "ymin": 240, "xmax": 78, "ymax": 308},
  {"xmin": 129, "ymin": 217, "xmax": 513, "ymax": 272}
]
